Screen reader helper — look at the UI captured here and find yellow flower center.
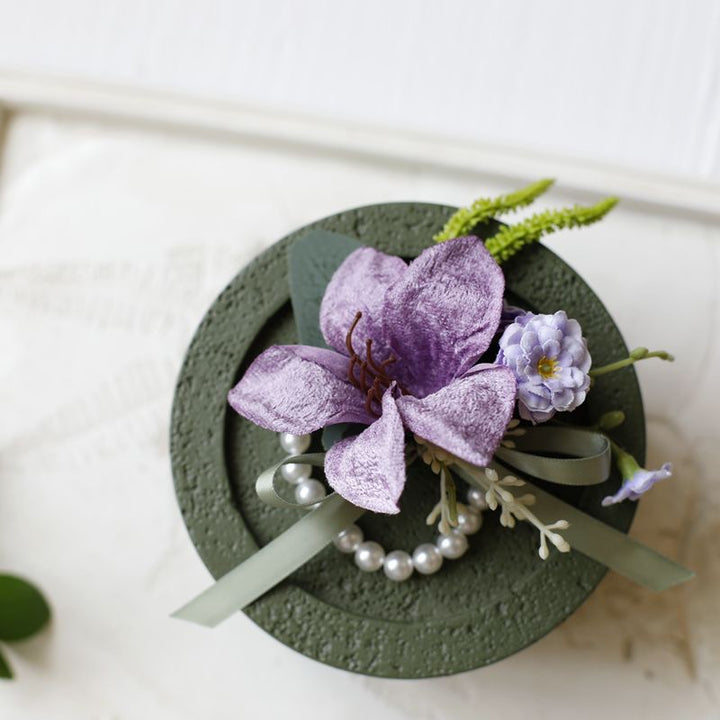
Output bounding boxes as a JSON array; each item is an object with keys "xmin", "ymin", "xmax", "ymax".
[{"xmin": 537, "ymin": 355, "xmax": 558, "ymax": 379}]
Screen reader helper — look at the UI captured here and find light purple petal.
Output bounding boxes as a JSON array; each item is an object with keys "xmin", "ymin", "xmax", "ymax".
[
  {"xmin": 324, "ymin": 389, "xmax": 406, "ymax": 514},
  {"xmin": 519, "ymin": 405, "xmax": 556, "ymax": 424},
  {"xmin": 627, "ymin": 462, "xmax": 673, "ymax": 495},
  {"xmin": 601, "ymin": 481, "xmax": 636, "ymax": 506},
  {"xmin": 601, "ymin": 463, "xmax": 673, "ymax": 506},
  {"xmin": 542, "ymin": 339, "xmax": 561, "ymax": 358},
  {"xmin": 228, "ymin": 345, "xmax": 372, "ymax": 434},
  {"xmin": 397, "ymin": 365, "xmax": 516, "ymax": 467},
  {"xmin": 320, "ymin": 247, "xmax": 407, "ymax": 357},
  {"xmin": 551, "ymin": 388, "xmax": 575, "ymax": 410},
  {"xmin": 381, "ymin": 237, "xmax": 505, "ymax": 397}
]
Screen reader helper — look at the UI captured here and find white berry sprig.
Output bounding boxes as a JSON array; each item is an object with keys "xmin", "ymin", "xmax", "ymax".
[{"xmin": 478, "ymin": 468, "xmax": 570, "ymax": 559}]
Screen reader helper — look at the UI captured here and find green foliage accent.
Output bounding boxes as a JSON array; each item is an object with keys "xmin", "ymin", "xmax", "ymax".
[
  {"xmin": 434, "ymin": 178, "xmax": 555, "ymax": 242},
  {"xmin": 0, "ymin": 647, "xmax": 12, "ymax": 679},
  {"xmin": 0, "ymin": 574, "xmax": 51, "ymax": 642},
  {"xmin": 485, "ymin": 197, "xmax": 619, "ymax": 264}
]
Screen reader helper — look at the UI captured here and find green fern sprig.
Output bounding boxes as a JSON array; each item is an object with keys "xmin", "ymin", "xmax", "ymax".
[
  {"xmin": 485, "ymin": 196, "xmax": 619, "ymax": 264},
  {"xmin": 434, "ymin": 178, "xmax": 555, "ymax": 242}
]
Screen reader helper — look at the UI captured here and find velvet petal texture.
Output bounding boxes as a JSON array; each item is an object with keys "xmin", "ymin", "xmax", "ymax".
[
  {"xmin": 228, "ymin": 236, "xmax": 515, "ymax": 514},
  {"xmin": 228, "ymin": 345, "xmax": 374, "ymax": 434},
  {"xmin": 397, "ymin": 366, "xmax": 516, "ymax": 467},
  {"xmin": 320, "ymin": 247, "xmax": 406, "ymax": 359},
  {"xmin": 324, "ymin": 389, "xmax": 406, "ymax": 514},
  {"xmin": 381, "ymin": 237, "xmax": 505, "ymax": 398}
]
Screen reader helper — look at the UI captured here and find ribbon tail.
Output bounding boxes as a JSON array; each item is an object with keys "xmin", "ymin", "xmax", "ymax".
[
  {"xmin": 454, "ymin": 462, "xmax": 694, "ymax": 592},
  {"xmin": 172, "ymin": 493, "xmax": 364, "ymax": 627}
]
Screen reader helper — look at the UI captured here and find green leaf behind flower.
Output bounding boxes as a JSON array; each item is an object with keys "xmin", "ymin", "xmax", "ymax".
[{"xmin": 289, "ymin": 230, "xmax": 363, "ymax": 349}]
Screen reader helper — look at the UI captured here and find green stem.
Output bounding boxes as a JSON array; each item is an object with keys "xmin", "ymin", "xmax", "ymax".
[
  {"xmin": 606, "ymin": 437, "xmax": 641, "ymax": 479},
  {"xmin": 590, "ymin": 348, "xmax": 674, "ymax": 378},
  {"xmin": 445, "ymin": 467, "xmax": 458, "ymax": 526},
  {"xmin": 431, "ymin": 465, "xmax": 460, "ymax": 534}
]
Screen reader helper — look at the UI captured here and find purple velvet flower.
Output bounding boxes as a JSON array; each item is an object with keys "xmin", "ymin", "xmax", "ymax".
[
  {"xmin": 496, "ymin": 310, "xmax": 591, "ymax": 424},
  {"xmin": 601, "ymin": 462, "xmax": 673, "ymax": 506},
  {"xmin": 229, "ymin": 237, "xmax": 517, "ymax": 514}
]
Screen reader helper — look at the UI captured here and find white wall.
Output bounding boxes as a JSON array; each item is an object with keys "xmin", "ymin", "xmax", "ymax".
[{"xmin": 1, "ymin": 0, "xmax": 719, "ymax": 181}]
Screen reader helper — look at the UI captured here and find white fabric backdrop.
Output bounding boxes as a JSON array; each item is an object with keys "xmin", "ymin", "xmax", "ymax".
[{"xmin": 0, "ymin": 112, "xmax": 718, "ymax": 718}]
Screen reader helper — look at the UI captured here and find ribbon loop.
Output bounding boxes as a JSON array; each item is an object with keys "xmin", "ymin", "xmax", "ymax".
[
  {"xmin": 256, "ymin": 453, "xmax": 331, "ymax": 509},
  {"xmin": 495, "ymin": 426, "xmax": 610, "ymax": 486}
]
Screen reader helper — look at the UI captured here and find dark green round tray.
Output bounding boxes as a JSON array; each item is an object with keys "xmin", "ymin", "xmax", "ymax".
[{"xmin": 171, "ymin": 203, "xmax": 643, "ymax": 678}]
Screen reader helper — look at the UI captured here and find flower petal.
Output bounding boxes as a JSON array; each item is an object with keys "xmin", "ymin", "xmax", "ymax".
[
  {"xmin": 397, "ymin": 365, "xmax": 516, "ymax": 467},
  {"xmin": 228, "ymin": 345, "xmax": 372, "ymax": 434},
  {"xmin": 320, "ymin": 247, "xmax": 407, "ymax": 356},
  {"xmin": 324, "ymin": 389, "xmax": 406, "ymax": 513},
  {"xmin": 382, "ymin": 237, "xmax": 505, "ymax": 397}
]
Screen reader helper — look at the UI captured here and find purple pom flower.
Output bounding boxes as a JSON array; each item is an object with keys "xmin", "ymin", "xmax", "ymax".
[
  {"xmin": 602, "ymin": 462, "xmax": 673, "ymax": 505},
  {"xmin": 496, "ymin": 310, "xmax": 591, "ymax": 423}
]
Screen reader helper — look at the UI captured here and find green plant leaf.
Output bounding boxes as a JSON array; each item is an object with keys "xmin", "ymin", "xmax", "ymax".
[
  {"xmin": 321, "ymin": 422, "xmax": 366, "ymax": 451},
  {"xmin": 288, "ymin": 230, "xmax": 363, "ymax": 348},
  {"xmin": 0, "ymin": 647, "xmax": 12, "ymax": 679},
  {"xmin": 0, "ymin": 575, "xmax": 51, "ymax": 642}
]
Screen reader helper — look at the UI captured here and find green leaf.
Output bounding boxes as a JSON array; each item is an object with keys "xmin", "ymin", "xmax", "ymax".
[
  {"xmin": 0, "ymin": 647, "xmax": 12, "ymax": 679},
  {"xmin": 321, "ymin": 422, "xmax": 366, "ymax": 451},
  {"xmin": 288, "ymin": 230, "xmax": 363, "ymax": 348},
  {"xmin": 0, "ymin": 575, "xmax": 51, "ymax": 642},
  {"xmin": 434, "ymin": 179, "xmax": 555, "ymax": 242}
]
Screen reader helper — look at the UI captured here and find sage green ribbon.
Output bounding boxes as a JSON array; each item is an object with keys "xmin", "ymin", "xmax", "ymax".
[
  {"xmin": 174, "ymin": 430, "xmax": 692, "ymax": 628},
  {"xmin": 453, "ymin": 459, "xmax": 694, "ymax": 592},
  {"xmin": 172, "ymin": 454, "xmax": 364, "ymax": 627},
  {"xmin": 495, "ymin": 426, "xmax": 611, "ymax": 486}
]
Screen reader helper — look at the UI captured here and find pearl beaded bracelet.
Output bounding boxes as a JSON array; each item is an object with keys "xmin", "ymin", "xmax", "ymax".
[{"xmin": 278, "ymin": 432, "xmax": 488, "ymax": 582}]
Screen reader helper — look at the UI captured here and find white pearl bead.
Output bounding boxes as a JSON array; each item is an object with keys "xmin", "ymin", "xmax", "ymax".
[
  {"xmin": 280, "ymin": 462, "xmax": 312, "ymax": 484},
  {"xmin": 354, "ymin": 541, "xmax": 385, "ymax": 572},
  {"xmin": 456, "ymin": 508, "xmax": 483, "ymax": 535},
  {"xmin": 383, "ymin": 550, "xmax": 414, "ymax": 581},
  {"xmin": 467, "ymin": 486, "xmax": 489, "ymax": 510},
  {"xmin": 333, "ymin": 524, "xmax": 364, "ymax": 553},
  {"xmin": 294, "ymin": 478, "xmax": 326, "ymax": 506},
  {"xmin": 279, "ymin": 432, "xmax": 311, "ymax": 455},
  {"xmin": 412, "ymin": 543, "xmax": 443, "ymax": 575},
  {"xmin": 436, "ymin": 530, "xmax": 469, "ymax": 559}
]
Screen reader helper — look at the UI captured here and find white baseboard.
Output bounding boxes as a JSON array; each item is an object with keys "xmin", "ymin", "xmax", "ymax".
[{"xmin": 1, "ymin": 70, "xmax": 718, "ymax": 223}]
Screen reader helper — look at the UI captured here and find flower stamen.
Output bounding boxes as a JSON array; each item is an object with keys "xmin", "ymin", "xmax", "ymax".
[
  {"xmin": 537, "ymin": 355, "xmax": 558, "ymax": 379},
  {"xmin": 345, "ymin": 311, "xmax": 407, "ymax": 415}
]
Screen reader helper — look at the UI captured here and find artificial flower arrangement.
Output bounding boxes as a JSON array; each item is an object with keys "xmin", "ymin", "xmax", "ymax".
[{"xmin": 172, "ymin": 181, "xmax": 692, "ymax": 676}]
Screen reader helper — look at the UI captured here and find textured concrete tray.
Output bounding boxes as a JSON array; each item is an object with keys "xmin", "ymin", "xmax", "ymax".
[{"xmin": 171, "ymin": 203, "xmax": 642, "ymax": 678}]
